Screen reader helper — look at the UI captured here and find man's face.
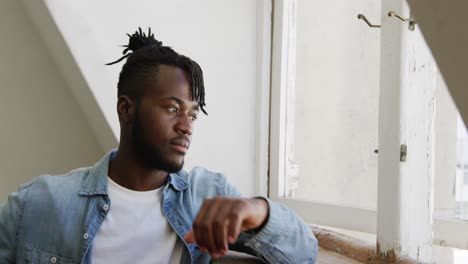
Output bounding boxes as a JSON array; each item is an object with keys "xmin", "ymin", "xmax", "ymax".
[{"xmin": 131, "ymin": 65, "xmax": 199, "ymax": 172}]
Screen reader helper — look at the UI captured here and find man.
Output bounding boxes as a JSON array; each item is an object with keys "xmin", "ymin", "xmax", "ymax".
[{"xmin": 0, "ymin": 28, "xmax": 317, "ymax": 263}]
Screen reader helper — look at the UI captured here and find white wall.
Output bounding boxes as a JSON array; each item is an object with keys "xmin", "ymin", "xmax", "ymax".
[
  {"xmin": 0, "ymin": 0, "xmax": 103, "ymax": 201},
  {"xmin": 32, "ymin": 0, "xmax": 262, "ymax": 196}
]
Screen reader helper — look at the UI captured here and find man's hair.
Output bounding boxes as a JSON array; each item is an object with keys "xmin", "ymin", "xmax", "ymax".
[{"xmin": 106, "ymin": 28, "xmax": 207, "ymax": 114}]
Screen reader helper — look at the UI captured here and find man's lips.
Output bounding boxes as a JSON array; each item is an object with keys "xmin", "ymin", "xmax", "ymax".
[
  {"xmin": 170, "ymin": 137, "xmax": 190, "ymax": 154},
  {"xmin": 170, "ymin": 144, "xmax": 188, "ymax": 154}
]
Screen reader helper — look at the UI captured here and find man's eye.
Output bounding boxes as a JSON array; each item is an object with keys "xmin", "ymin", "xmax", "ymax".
[
  {"xmin": 168, "ymin": 107, "xmax": 178, "ymax": 113},
  {"xmin": 191, "ymin": 115, "xmax": 198, "ymax": 121}
]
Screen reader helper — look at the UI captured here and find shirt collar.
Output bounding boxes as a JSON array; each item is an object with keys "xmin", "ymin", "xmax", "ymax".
[{"xmin": 167, "ymin": 170, "xmax": 190, "ymax": 191}]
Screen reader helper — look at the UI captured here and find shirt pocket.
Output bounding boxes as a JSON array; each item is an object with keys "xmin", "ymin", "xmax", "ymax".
[{"xmin": 25, "ymin": 246, "xmax": 79, "ymax": 264}]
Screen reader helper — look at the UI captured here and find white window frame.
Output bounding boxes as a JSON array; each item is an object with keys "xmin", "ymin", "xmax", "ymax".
[
  {"xmin": 268, "ymin": 0, "xmax": 376, "ymax": 234},
  {"xmin": 267, "ymin": 0, "xmax": 468, "ymax": 254},
  {"xmin": 254, "ymin": 0, "xmax": 273, "ymax": 198}
]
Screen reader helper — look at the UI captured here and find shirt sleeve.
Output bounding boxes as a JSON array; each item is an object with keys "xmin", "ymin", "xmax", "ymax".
[
  {"xmin": 220, "ymin": 175, "xmax": 318, "ymax": 264},
  {"xmin": 0, "ymin": 189, "xmax": 25, "ymax": 263}
]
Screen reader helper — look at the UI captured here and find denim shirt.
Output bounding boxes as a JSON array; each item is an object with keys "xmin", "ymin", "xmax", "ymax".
[{"xmin": 0, "ymin": 151, "xmax": 317, "ymax": 263}]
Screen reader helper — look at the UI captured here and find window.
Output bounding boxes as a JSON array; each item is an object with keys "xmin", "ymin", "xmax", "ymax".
[
  {"xmin": 270, "ymin": 0, "xmax": 379, "ymax": 234},
  {"xmin": 433, "ymin": 78, "xmax": 468, "ymax": 249},
  {"xmin": 268, "ymin": 0, "xmax": 468, "ymax": 260}
]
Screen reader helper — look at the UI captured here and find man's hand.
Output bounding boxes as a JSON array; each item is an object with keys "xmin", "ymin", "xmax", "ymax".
[{"xmin": 183, "ymin": 197, "xmax": 269, "ymax": 259}]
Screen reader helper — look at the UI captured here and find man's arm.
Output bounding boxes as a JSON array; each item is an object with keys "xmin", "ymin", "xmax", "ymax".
[
  {"xmin": 234, "ymin": 197, "xmax": 318, "ymax": 264},
  {"xmin": 0, "ymin": 190, "xmax": 24, "ymax": 263},
  {"xmin": 184, "ymin": 175, "xmax": 318, "ymax": 264}
]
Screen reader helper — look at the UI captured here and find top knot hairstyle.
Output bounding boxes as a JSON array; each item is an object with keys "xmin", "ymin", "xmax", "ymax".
[{"xmin": 106, "ymin": 27, "xmax": 207, "ymax": 114}]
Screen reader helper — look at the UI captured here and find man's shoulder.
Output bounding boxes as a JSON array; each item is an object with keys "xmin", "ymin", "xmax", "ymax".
[
  {"xmin": 17, "ymin": 166, "xmax": 92, "ymax": 197},
  {"xmin": 184, "ymin": 166, "xmax": 227, "ymax": 185},
  {"xmin": 179, "ymin": 166, "xmax": 241, "ymax": 197}
]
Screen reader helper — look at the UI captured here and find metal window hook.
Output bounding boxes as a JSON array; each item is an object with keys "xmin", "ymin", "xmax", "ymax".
[
  {"xmin": 357, "ymin": 14, "xmax": 381, "ymax": 28},
  {"xmin": 388, "ymin": 11, "xmax": 417, "ymax": 31}
]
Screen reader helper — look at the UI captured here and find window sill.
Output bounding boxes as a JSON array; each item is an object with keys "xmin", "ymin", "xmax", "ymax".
[{"xmin": 310, "ymin": 225, "xmax": 425, "ymax": 264}]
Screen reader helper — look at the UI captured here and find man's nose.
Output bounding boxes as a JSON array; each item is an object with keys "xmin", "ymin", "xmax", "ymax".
[{"xmin": 175, "ymin": 114, "xmax": 193, "ymax": 135}]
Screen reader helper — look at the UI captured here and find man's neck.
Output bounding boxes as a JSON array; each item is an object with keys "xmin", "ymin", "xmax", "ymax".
[{"xmin": 108, "ymin": 147, "xmax": 169, "ymax": 191}]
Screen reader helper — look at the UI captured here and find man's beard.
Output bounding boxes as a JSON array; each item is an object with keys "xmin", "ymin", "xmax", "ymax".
[{"xmin": 131, "ymin": 112, "xmax": 184, "ymax": 173}]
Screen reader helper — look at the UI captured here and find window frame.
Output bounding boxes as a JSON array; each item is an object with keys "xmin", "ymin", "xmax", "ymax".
[
  {"xmin": 268, "ymin": 0, "xmax": 377, "ymax": 234},
  {"xmin": 267, "ymin": 0, "xmax": 468, "ymax": 250}
]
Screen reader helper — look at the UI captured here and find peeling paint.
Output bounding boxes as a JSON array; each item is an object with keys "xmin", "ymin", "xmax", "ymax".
[{"xmin": 377, "ymin": 242, "xmax": 398, "ymax": 263}]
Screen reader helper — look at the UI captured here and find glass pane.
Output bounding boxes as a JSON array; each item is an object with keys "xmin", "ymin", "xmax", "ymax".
[
  {"xmin": 433, "ymin": 71, "xmax": 468, "ymax": 221},
  {"xmin": 285, "ymin": 0, "xmax": 381, "ymax": 209}
]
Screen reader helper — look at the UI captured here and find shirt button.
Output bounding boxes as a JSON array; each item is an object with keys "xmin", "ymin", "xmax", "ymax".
[
  {"xmin": 102, "ymin": 204, "xmax": 109, "ymax": 211},
  {"xmin": 254, "ymin": 242, "xmax": 261, "ymax": 248},
  {"xmin": 83, "ymin": 233, "xmax": 89, "ymax": 240},
  {"xmin": 50, "ymin": 256, "xmax": 57, "ymax": 263}
]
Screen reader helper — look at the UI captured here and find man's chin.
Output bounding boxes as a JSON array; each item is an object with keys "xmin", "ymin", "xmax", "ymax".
[
  {"xmin": 159, "ymin": 159, "xmax": 184, "ymax": 173},
  {"xmin": 134, "ymin": 153, "xmax": 183, "ymax": 172}
]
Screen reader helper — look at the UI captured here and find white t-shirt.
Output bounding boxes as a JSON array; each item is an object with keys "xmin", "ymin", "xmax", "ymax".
[{"xmin": 91, "ymin": 177, "xmax": 183, "ymax": 264}]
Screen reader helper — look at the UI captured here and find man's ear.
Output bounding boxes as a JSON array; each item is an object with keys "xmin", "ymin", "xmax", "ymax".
[{"xmin": 117, "ymin": 95, "xmax": 136, "ymax": 123}]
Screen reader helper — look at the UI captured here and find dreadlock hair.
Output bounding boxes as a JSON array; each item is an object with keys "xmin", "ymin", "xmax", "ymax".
[{"xmin": 106, "ymin": 27, "xmax": 207, "ymax": 115}]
